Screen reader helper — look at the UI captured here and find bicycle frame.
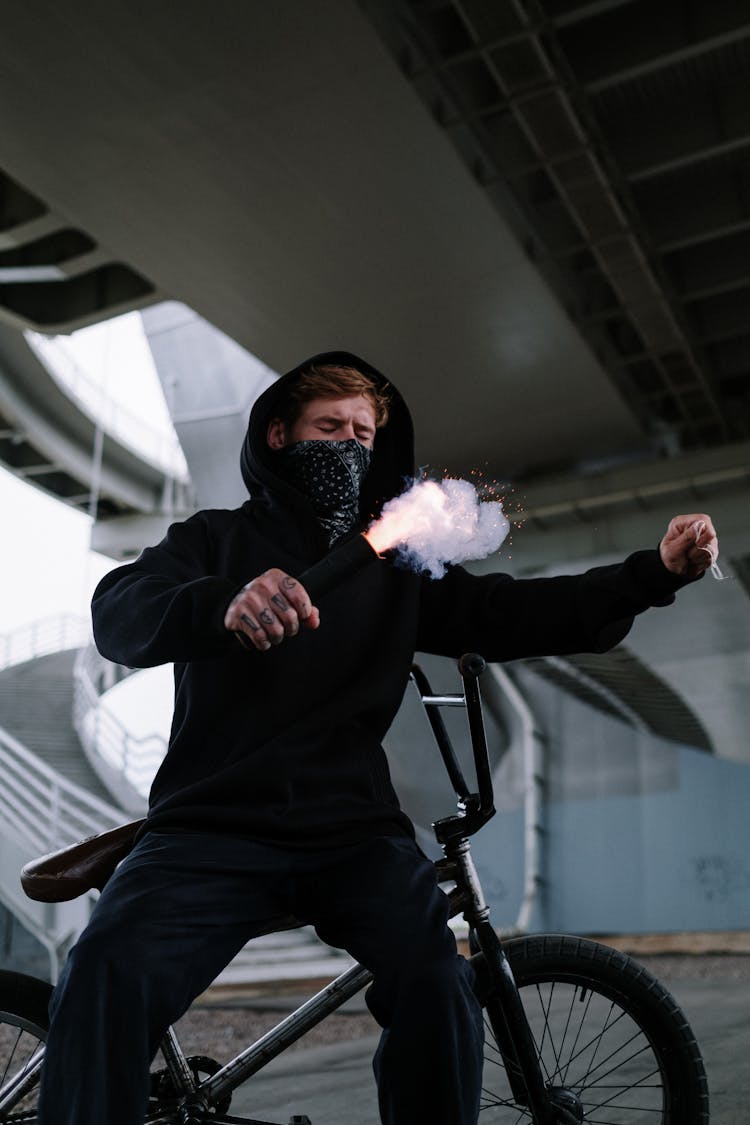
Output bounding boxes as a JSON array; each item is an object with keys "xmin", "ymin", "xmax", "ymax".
[
  {"xmin": 148, "ymin": 654, "xmax": 560, "ymax": 1125},
  {"xmin": 167, "ymin": 963, "xmax": 373, "ymax": 1120},
  {"xmin": 1, "ymin": 654, "xmax": 565, "ymax": 1125}
]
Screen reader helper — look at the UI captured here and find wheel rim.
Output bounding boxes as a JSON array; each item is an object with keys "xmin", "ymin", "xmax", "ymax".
[
  {"xmin": 481, "ymin": 980, "xmax": 668, "ymax": 1123},
  {"xmin": 0, "ymin": 1009, "xmax": 46, "ymax": 1123}
]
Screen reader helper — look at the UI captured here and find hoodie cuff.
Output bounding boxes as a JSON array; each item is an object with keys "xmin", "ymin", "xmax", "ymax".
[
  {"xmin": 628, "ymin": 547, "xmax": 699, "ymax": 606},
  {"xmin": 208, "ymin": 582, "xmax": 246, "ymax": 641}
]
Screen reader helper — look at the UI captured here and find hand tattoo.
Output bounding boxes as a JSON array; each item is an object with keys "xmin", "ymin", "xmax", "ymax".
[
  {"xmin": 259, "ymin": 609, "xmax": 275, "ymax": 626},
  {"xmin": 241, "ymin": 613, "xmax": 260, "ymax": 632},
  {"xmin": 271, "ymin": 594, "xmax": 290, "ymax": 611}
]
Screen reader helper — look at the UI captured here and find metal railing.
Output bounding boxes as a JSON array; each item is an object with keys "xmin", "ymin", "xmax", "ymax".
[
  {"xmin": 0, "ymin": 615, "xmax": 124, "ymax": 848},
  {"xmin": 0, "ymin": 724, "xmax": 124, "ymax": 981},
  {"xmin": 0, "ymin": 614, "xmax": 164, "ymax": 809},
  {"xmin": 0, "ymin": 615, "xmax": 89, "ymax": 671},
  {"xmin": 72, "ymin": 645, "xmax": 167, "ymax": 800},
  {"xmin": 0, "ymin": 725, "xmax": 123, "ymax": 856},
  {"xmin": 25, "ymin": 330, "xmax": 190, "ymax": 482},
  {"xmin": 0, "ymin": 616, "xmax": 150, "ymax": 979}
]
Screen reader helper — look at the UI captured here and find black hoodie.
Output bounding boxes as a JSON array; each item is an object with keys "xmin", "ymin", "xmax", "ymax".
[{"xmin": 92, "ymin": 350, "xmax": 689, "ymax": 844}]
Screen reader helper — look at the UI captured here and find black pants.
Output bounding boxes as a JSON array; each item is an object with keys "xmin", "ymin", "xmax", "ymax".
[{"xmin": 38, "ymin": 832, "xmax": 484, "ymax": 1125}]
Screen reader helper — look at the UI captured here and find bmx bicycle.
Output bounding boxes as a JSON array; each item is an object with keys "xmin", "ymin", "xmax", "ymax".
[{"xmin": 0, "ymin": 653, "xmax": 708, "ymax": 1123}]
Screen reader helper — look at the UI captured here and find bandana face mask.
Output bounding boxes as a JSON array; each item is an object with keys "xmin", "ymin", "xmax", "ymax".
[{"xmin": 279, "ymin": 438, "xmax": 373, "ymax": 546}]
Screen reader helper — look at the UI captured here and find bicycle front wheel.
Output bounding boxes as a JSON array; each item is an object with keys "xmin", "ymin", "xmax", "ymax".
[
  {"xmin": 481, "ymin": 934, "xmax": 709, "ymax": 1124},
  {"xmin": 0, "ymin": 970, "xmax": 52, "ymax": 1123}
]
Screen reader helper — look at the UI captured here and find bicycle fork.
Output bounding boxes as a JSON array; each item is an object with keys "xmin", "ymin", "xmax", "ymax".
[{"xmin": 445, "ymin": 839, "xmax": 568, "ymax": 1125}]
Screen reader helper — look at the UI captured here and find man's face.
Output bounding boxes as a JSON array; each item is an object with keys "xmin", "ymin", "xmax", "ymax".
[{"xmin": 268, "ymin": 394, "xmax": 377, "ymax": 451}]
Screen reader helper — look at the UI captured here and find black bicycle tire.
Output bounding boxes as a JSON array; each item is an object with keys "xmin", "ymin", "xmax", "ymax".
[
  {"xmin": 0, "ymin": 970, "xmax": 52, "ymax": 1123},
  {"xmin": 0, "ymin": 971, "xmax": 51, "ymax": 1033},
  {"xmin": 482, "ymin": 934, "xmax": 709, "ymax": 1124}
]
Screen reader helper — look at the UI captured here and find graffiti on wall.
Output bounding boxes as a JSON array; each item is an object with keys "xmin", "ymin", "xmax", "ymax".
[{"xmin": 691, "ymin": 854, "xmax": 750, "ymax": 904}]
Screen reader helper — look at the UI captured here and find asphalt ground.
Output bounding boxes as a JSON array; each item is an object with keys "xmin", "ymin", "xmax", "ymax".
[{"xmin": 178, "ymin": 949, "xmax": 750, "ymax": 1124}]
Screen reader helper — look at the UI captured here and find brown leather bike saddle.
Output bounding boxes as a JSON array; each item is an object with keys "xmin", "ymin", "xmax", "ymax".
[{"xmin": 20, "ymin": 819, "xmax": 146, "ymax": 902}]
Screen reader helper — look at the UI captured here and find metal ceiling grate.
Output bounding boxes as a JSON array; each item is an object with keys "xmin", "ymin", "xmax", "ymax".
[{"xmin": 361, "ymin": 0, "xmax": 750, "ymax": 453}]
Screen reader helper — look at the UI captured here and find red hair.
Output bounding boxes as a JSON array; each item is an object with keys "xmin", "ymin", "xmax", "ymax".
[{"xmin": 282, "ymin": 364, "xmax": 390, "ymax": 428}]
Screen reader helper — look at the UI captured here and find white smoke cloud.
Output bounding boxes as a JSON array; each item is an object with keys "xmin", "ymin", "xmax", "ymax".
[{"xmin": 366, "ymin": 477, "xmax": 510, "ymax": 578}]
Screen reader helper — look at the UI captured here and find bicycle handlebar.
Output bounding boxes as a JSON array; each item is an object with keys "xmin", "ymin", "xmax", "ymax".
[
  {"xmin": 413, "ymin": 653, "xmax": 496, "ymax": 843},
  {"xmin": 458, "ymin": 652, "xmax": 486, "ymax": 680}
]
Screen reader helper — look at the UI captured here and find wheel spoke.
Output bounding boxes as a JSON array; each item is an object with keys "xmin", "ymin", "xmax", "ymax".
[
  {"xmin": 478, "ymin": 937, "xmax": 707, "ymax": 1123},
  {"xmin": 579, "ymin": 1064, "xmax": 664, "ymax": 1115},
  {"xmin": 0, "ymin": 1021, "xmax": 44, "ymax": 1120},
  {"xmin": 578, "ymin": 1044, "xmax": 659, "ymax": 1095},
  {"xmin": 562, "ymin": 988, "xmax": 608, "ymax": 1088},
  {"xmin": 565, "ymin": 1019, "xmax": 650, "ymax": 1088},
  {"xmin": 0, "ymin": 1025, "xmax": 24, "ymax": 1088},
  {"xmin": 532, "ymin": 980, "xmax": 557, "ymax": 1084},
  {"xmin": 555, "ymin": 981, "xmax": 589, "ymax": 1087}
]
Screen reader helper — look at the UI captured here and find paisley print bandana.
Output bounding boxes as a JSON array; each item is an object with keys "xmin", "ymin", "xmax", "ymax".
[{"xmin": 280, "ymin": 438, "xmax": 373, "ymax": 545}]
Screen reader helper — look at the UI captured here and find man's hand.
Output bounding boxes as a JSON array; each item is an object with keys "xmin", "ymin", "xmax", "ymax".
[
  {"xmin": 224, "ymin": 569, "xmax": 320, "ymax": 652},
  {"xmin": 659, "ymin": 513, "xmax": 719, "ymax": 579}
]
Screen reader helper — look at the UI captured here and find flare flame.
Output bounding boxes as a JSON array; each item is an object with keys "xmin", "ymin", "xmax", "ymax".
[{"xmin": 364, "ymin": 477, "xmax": 509, "ymax": 578}]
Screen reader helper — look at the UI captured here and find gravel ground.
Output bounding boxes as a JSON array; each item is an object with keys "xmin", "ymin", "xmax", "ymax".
[
  {"xmin": 635, "ymin": 952, "xmax": 750, "ymax": 980},
  {"xmin": 172, "ymin": 952, "xmax": 750, "ymax": 1065},
  {"xmin": 172, "ymin": 1004, "xmax": 378, "ymax": 1064}
]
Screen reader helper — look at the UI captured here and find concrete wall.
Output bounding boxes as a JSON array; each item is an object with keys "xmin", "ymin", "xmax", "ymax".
[{"xmin": 386, "ymin": 652, "xmax": 750, "ymax": 935}]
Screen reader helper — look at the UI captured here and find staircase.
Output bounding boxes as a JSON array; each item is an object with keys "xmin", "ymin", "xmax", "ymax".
[
  {"xmin": 0, "ymin": 628, "xmax": 354, "ymax": 986},
  {"xmin": 0, "ymin": 649, "xmax": 114, "ymax": 805},
  {"xmin": 213, "ymin": 929, "xmax": 354, "ymax": 988},
  {"xmin": 0, "ymin": 647, "xmax": 127, "ymax": 981}
]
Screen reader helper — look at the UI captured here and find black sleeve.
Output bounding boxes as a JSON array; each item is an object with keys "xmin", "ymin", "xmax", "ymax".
[
  {"xmin": 91, "ymin": 514, "xmax": 242, "ymax": 668},
  {"xmin": 416, "ymin": 549, "xmax": 697, "ymax": 662}
]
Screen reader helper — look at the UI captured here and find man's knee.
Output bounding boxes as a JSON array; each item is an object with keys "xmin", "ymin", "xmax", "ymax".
[
  {"xmin": 368, "ymin": 952, "xmax": 479, "ymax": 1029},
  {"xmin": 53, "ymin": 910, "xmax": 163, "ymax": 1021},
  {"xmin": 402, "ymin": 953, "xmax": 476, "ymax": 1002}
]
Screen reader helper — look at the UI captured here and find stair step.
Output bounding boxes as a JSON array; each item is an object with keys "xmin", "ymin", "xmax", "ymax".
[
  {"xmin": 212, "ymin": 927, "xmax": 355, "ymax": 985},
  {"xmin": 0, "ymin": 651, "xmax": 358, "ymax": 985},
  {"xmin": 0, "ymin": 650, "xmax": 116, "ymax": 805}
]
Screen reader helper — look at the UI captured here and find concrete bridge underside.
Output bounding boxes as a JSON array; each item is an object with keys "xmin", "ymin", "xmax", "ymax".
[{"xmin": 3, "ymin": 0, "xmax": 748, "ymax": 481}]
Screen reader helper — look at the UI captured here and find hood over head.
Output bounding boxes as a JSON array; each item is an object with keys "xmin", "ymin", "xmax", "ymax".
[{"xmin": 240, "ymin": 350, "xmax": 415, "ymax": 523}]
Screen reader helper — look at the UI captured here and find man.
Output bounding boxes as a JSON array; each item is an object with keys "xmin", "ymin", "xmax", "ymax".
[{"xmin": 38, "ymin": 350, "xmax": 719, "ymax": 1125}]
